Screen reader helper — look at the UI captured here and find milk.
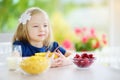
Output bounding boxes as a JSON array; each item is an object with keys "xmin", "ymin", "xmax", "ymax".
[{"xmin": 7, "ymin": 56, "xmax": 22, "ymax": 71}]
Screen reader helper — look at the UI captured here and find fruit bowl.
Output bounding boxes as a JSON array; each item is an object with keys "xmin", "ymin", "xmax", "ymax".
[
  {"xmin": 73, "ymin": 53, "xmax": 95, "ymax": 68},
  {"xmin": 20, "ymin": 56, "xmax": 50, "ymax": 75}
]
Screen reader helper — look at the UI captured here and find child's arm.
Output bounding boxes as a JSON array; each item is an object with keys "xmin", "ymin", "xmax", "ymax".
[
  {"xmin": 50, "ymin": 42, "xmax": 72, "ymax": 57},
  {"xmin": 64, "ymin": 50, "xmax": 72, "ymax": 57}
]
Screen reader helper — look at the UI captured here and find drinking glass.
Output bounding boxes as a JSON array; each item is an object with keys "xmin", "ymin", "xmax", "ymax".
[
  {"xmin": 6, "ymin": 45, "xmax": 22, "ymax": 71},
  {"xmin": 12, "ymin": 45, "xmax": 22, "ymax": 57}
]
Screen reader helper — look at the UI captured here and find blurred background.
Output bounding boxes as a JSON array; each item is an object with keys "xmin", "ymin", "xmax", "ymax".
[
  {"xmin": 0, "ymin": 0, "xmax": 120, "ymax": 47},
  {"xmin": 0, "ymin": 0, "xmax": 120, "ymax": 67}
]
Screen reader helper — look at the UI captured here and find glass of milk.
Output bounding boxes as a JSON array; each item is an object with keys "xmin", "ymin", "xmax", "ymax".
[
  {"xmin": 7, "ymin": 56, "xmax": 22, "ymax": 71},
  {"xmin": 12, "ymin": 45, "xmax": 22, "ymax": 57},
  {"xmin": 7, "ymin": 45, "xmax": 22, "ymax": 71}
]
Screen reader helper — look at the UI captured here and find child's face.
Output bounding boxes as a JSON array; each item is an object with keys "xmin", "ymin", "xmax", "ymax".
[{"xmin": 27, "ymin": 13, "xmax": 49, "ymax": 43}]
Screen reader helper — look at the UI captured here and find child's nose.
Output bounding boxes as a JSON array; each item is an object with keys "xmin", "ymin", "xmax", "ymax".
[{"xmin": 39, "ymin": 26, "xmax": 44, "ymax": 31}]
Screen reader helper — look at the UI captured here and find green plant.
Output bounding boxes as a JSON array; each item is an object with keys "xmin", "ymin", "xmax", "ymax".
[{"xmin": 74, "ymin": 27, "xmax": 107, "ymax": 51}]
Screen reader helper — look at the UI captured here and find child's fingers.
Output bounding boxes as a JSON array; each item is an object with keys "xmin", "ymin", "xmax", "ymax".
[
  {"xmin": 54, "ymin": 57, "xmax": 63, "ymax": 62},
  {"xmin": 51, "ymin": 53, "xmax": 55, "ymax": 59},
  {"xmin": 56, "ymin": 50, "xmax": 65, "ymax": 58},
  {"xmin": 46, "ymin": 51, "xmax": 50, "ymax": 58},
  {"xmin": 52, "ymin": 50, "xmax": 65, "ymax": 59},
  {"xmin": 55, "ymin": 61, "xmax": 63, "ymax": 66},
  {"xmin": 54, "ymin": 58, "xmax": 63, "ymax": 65},
  {"xmin": 54, "ymin": 52, "xmax": 60, "ymax": 57},
  {"xmin": 51, "ymin": 61, "xmax": 62, "ymax": 68}
]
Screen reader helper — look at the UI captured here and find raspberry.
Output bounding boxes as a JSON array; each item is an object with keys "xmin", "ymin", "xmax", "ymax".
[
  {"xmin": 74, "ymin": 54, "xmax": 80, "ymax": 58},
  {"xmin": 81, "ymin": 53, "xmax": 89, "ymax": 58},
  {"xmin": 89, "ymin": 54, "xmax": 93, "ymax": 58}
]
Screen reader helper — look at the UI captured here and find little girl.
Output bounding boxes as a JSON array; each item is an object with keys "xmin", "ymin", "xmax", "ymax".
[{"xmin": 12, "ymin": 7, "xmax": 72, "ymax": 67}]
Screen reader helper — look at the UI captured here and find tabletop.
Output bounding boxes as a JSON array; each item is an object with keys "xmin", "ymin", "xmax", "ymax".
[
  {"xmin": 0, "ymin": 63, "xmax": 120, "ymax": 80},
  {"xmin": 0, "ymin": 43, "xmax": 120, "ymax": 80}
]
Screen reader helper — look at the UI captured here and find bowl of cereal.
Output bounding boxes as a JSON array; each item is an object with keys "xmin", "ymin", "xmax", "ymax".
[{"xmin": 20, "ymin": 56, "xmax": 50, "ymax": 75}]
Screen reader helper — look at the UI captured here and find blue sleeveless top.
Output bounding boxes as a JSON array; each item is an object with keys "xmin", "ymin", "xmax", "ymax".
[{"xmin": 13, "ymin": 41, "xmax": 66, "ymax": 57}]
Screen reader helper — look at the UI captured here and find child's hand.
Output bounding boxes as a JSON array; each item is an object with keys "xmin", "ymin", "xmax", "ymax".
[{"xmin": 51, "ymin": 50, "xmax": 72, "ymax": 68}]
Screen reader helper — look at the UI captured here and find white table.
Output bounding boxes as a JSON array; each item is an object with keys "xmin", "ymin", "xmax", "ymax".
[{"xmin": 0, "ymin": 63, "xmax": 120, "ymax": 80}]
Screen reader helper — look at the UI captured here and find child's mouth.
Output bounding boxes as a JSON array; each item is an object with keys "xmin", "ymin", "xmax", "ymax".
[{"xmin": 38, "ymin": 34, "xmax": 45, "ymax": 37}]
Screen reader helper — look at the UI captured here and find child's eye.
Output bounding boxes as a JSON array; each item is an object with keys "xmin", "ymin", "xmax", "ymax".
[
  {"xmin": 44, "ymin": 25, "xmax": 48, "ymax": 27},
  {"xmin": 33, "ymin": 26, "xmax": 38, "ymax": 27}
]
